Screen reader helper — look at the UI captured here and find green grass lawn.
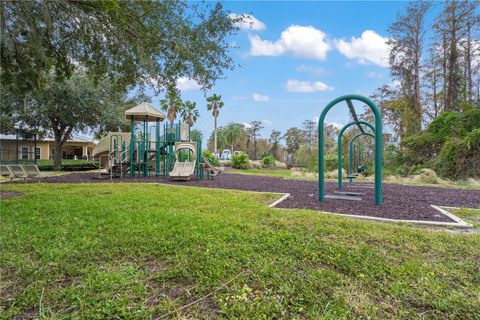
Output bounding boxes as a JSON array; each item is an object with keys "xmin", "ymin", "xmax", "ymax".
[
  {"xmin": 452, "ymin": 208, "xmax": 480, "ymax": 228},
  {"xmin": 1, "ymin": 183, "xmax": 480, "ymax": 319},
  {"xmin": 229, "ymin": 169, "xmax": 296, "ymax": 179}
]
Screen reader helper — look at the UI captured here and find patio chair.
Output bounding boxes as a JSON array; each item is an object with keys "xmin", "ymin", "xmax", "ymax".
[
  {"xmin": 7, "ymin": 164, "xmax": 28, "ymax": 180},
  {"xmin": 22, "ymin": 164, "xmax": 44, "ymax": 178},
  {"xmin": 0, "ymin": 165, "xmax": 15, "ymax": 180}
]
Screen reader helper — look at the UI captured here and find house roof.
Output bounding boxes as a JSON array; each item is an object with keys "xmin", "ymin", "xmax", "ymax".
[
  {"xmin": 0, "ymin": 133, "xmax": 95, "ymax": 143},
  {"xmin": 125, "ymin": 102, "xmax": 165, "ymax": 121}
]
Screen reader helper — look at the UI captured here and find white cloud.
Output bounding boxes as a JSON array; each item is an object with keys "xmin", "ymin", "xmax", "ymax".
[
  {"xmin": 242, "ymin": 122, "xmax": 252, "ymax": 129},
  {"xmin": 232, "ymin": 95, "xmax": 248, "ymax": 101},
  {"xmin": 249, "ymin": 25, "xmax": 331, "ymax": 60},
  {"xmin": 249, "ymin": 35, "xmax": 284, "ymax": 56},
  {"xmin": 366, "ymin": 71, "xmax": 383, "ymax": 78},
  {"xmin": 313, "ymin": 117, "xmax": 342, "ymax": 129},
  {"xmin": 176, "ymin": 77, "xmax": 201, "ymax": 91},
  {"xmin": 465, "ymin": 39, "xmax": 480, "ymax": 68},
  {"xmin": 335, "ymin": 30, "xmax": 389, "ymax": 67},
  {"xmin": 253, "ymin": 93, "xmax": 269, "ymax": 101},
  {"xmin": 262, "ymin": 119, "xmax": 272, "ymax": 125},
  {"xmin": 389, "ymin": 80, "xmax": 401, "ymax": 88},
  {"xmin": 474, "ymin": 40, "xmax": 480, "ymax": 67},
  {"xmin": 229, "ymin": 13, "xmax": 266, "ymax": 31},
  {"xmin": 285, "ymin": 79, "xmax": 334, "ymax": 93},
  {"xmin": 296, "ymin": 64, "xmax": 329, "ymax": 75},
  {"xmin": 326, "ymin": 122, "xmax": 343, "ymax": 130}
]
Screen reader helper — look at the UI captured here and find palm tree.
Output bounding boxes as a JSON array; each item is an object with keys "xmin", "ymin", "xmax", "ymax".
[
  {"xmin": 180, "ymin": 100, "xmax": 200, "ymax": 126},
  {"xmin": 206, "ymin": 94, "xmax": 224, "ymax": 154},
  {"xmin": 224, "ymin": 123, "xmax": 242, "ymax": 153},
  {"xmin": 160, "ymin": 88, "xmax": 183, "ymax": 126}
]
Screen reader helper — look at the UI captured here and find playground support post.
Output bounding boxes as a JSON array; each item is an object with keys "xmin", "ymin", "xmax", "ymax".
[
  {"xmin": 129, "ymin": 118, "xmax": 135, "ymax": 177},
  {"xmin": 348, "ymin": 132, "xmax": 375, "ymax": 182},
  {"xmin": 143, "ymin": 117, "xmax": 148, "ymax": 177},
  {"xmin": 318, "ymin": 94, "xmax": 382, "ymax": 206},
  {"xmin": 337, "ymin": 121, "xmax": 375, "ymax": 190},
  {"xmin": 34, "ymin": 134, "xmax": 37, "ymax": 164},
  {"xmin": 156, "ymin": 119, "xmax": 160, "ymax": 177}
]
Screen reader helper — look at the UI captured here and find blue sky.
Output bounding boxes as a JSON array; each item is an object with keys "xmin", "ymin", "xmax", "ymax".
[{"xmin": 145, "ymin": 1, "xmax": 440, "ymax": 140}]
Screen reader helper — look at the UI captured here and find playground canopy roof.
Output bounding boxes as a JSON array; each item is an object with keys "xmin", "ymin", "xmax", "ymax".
[{"xmin": 125, "ymin": 102, "xmax": 165, "ymax": 121}]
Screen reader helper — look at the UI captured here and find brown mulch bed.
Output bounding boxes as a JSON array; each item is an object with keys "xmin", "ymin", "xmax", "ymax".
[{"xmin": 7, "ymin": 172, "xmax": 480, "ymax": 223}]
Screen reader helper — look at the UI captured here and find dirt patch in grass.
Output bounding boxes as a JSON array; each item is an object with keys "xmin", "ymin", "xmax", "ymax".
[
  {"xmin": 0, "ymin": 190, "xmax": 24, "ymax": 199},
  {"xmin": 146, "ymin": 277, "xmax": 221, "ymax": 318},
  {"xmin": 11, "ymin": 306, "xmax": 40, "ymax": 320}
]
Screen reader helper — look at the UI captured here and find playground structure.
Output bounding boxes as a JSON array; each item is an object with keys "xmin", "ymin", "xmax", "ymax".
[
  {"xmin": 169, "ymin": 142, "xmax": 198, "ymax": 180},
  {"xmin": 318, "ymin": 94, "xmax": 382, "ymax": 205},
  {"xmin": 93, "ymin": 102, "xmax": 219, "ymax": 180}
]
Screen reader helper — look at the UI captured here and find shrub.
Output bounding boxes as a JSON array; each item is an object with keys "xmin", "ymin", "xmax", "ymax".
[
  {"xmin": 261, "ymin": 155, "xmax": 276, "ymax": 168},
  {"xmin": 435, "ymin": 129, "xmax": 480, "ymax": 179},
  {"xmin": 426, "ymin": 111, "xmax": 461, "ymax": 143},
  {"xmin": 459, "ymin": 108, "xmax": 480, "ymax": 134},
  {"xmin": 202, "ymin": 150, "xmax": 219, "ymax": 166},
  {"xmin": 324, "ymin": 153, "xmax": 337, "ymax": 171},
  {"xmin": 401, "ymin": 133, "xmax": 437, "ymax": 164},
  {"xmin": 36, "ymin": 159, "xmax": 98, "ymax": 171},
  {"xmin": 295, "ymin": 145, "xmax": 318, "ymax": 171},
  {"xmin": 232, "ymin": 152, "xmax": 250, "ymax": 169}
]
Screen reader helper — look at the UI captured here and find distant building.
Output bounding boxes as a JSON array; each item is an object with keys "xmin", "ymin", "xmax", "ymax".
[{"xmin": 0, "ymin": 134, "xmax": 96, "ymax": 161}]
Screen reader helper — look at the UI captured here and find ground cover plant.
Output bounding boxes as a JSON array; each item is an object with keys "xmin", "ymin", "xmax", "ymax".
[{"xmin": 1, "ymin": 183, "xmax": 479, "ymax": 319}]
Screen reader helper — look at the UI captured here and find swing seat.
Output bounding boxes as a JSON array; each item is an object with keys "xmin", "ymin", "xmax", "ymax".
[
  {"xmin": 356, "ymin": 165, "xmax": 367, "ymax": 173},
  {"xmin": 347, "ymin": 174, "xmax": 358, "ymax": 179}
]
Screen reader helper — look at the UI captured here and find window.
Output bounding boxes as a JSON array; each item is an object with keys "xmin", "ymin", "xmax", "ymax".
[
  {"xmin": 21, "ymin": 147, "xmax": 29, "ymax": 160},
  {"xmin": 35, "ymin": 147, "xmax": 41, "ymax": 160}
]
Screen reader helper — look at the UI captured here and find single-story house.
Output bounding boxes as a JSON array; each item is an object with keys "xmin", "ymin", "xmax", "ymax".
[{"xmin": 0, "ymin": 134, "xmax": 96, "ymax": 161}]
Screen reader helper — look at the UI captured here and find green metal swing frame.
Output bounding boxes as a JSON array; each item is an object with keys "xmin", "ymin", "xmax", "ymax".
[
  {"xmin": 348, "ymin": 132, "xmax": 375, "ymax": 183},
  {"xmin": 318, "ymin": 94, "xmax": 383, "ymax": 206}
]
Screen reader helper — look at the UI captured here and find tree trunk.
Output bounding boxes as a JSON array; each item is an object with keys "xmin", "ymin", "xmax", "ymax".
[
  {"xmin": 413, "ymin": 34, "xmax": 422, "ymax": 133},
  {"xmin": 214, "ymin": 116, "xmax": 218, "ymax": 155},
  {"xmin": 433, "ymin": 68, "xmax": 438, "ymax": 117},
  {"xmin": 53, "ymin": 139, "xmax": 64, "ymax": 171},
  {"xmin": 442, "ymin": 32, "xmax": 447, "ymax": 111},
  {"xmin": 52, "ymin": 126, "xmax": 72, "ymax": 171},
  {"xmin": 306, "ymin": 144, "xmax": 311, "ymax": 171},
  {"xmin": 466, "ymin": 21, "xmax": 472, "ymax": 102}
]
